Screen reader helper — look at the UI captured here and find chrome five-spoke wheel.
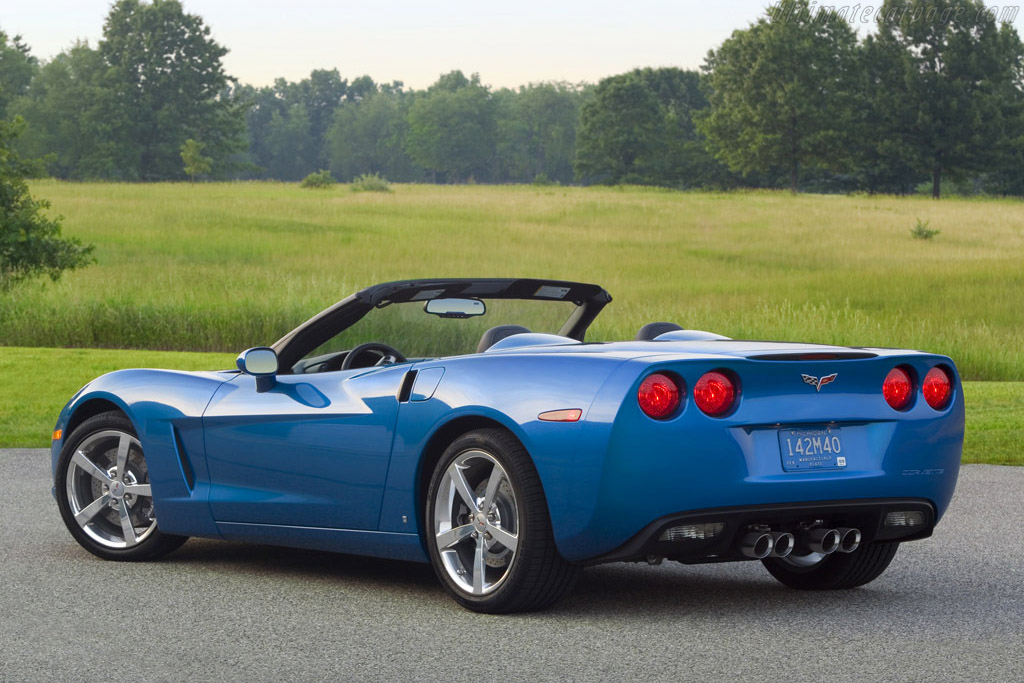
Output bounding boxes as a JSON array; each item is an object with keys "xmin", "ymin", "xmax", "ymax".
[
  {"xmin": 433, "ymin": 449, "xmax": 519, "ymax": 596},
  {"xmin": 56, "ymin": 411, "xmax": 187, "ymax": 561},
  {"xmin": 66, "ymin": 429, "xmax": 156, "ymax": 549},
  {"xmin": 426, "ymin": 428, "xmax": 579, "ymax": 613}
]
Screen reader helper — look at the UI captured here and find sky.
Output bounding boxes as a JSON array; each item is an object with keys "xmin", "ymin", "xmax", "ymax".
[{"xmin": 4, "ymin": 1, "xmax": 1024, "ymax": 89}]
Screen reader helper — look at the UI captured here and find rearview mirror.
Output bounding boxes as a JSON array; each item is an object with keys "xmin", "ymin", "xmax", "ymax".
[{"xmin": 424, "ymin": 298, "xmax": 486, "ymax": 318}]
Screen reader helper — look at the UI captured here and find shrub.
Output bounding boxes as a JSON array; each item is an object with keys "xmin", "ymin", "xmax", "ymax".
[
  {"xmin": 910, "ymin": 218, "xmax": 940, "ymax": 240},
  {"xmin": 1, "ymin": 116, "xmax": 94, "ymax": 291},
  {"xmin": 180, "ymin": 139, "xmax": 212, "ymax": 181},
  {"xmin": 531, "ymin": 172, "xmax": 557, "ymax": 186},
  {"xmin": 350, "ymin": 172, "xmax": 392, "ymax": 193},
  {"xmin": 300, "ymin": 170, "xmax": 336, "ymax": 189}
]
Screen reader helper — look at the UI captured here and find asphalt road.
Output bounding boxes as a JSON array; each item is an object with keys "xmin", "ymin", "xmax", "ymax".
[{"xmin": 1, "ymin": 449, "xmax": 1021, "ymax": 683}]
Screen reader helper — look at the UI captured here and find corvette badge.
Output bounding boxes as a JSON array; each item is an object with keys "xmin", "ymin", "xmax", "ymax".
[{"xmin": 801, "ymin": 373, "xmax": 838, "ymax": 392}]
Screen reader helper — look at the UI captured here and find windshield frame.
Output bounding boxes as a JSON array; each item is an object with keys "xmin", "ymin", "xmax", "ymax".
[{"xmin": 271, "ymin": 278, "xmax": 611, "ymax": 371}]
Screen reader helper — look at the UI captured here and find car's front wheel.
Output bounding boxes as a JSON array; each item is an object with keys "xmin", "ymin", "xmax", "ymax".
[
  {"xmin": 762, "ymin": 541, "xmax": 900, "ymax": 590},
  {"xmin": 425, "ymin": 428, "xmax": 579, "ymax": 613},
  {"xmin": 56, "ymin": 411, "xmax": 187, "ymax": 561}
]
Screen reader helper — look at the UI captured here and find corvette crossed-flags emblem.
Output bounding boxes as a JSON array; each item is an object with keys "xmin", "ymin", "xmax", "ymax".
[{"xmin": 801, "ymin": 373, "xmax": 838, "ymax": 392}]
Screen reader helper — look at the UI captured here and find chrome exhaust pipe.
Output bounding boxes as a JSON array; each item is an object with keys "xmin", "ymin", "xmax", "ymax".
[
  {"xmin": 805, "ymin": 528, "xmax": 841, "ymax": 555},
  {"xmin": 739, "ymin": 532, "xmax": 774, "ymax": 559},
  {"xmin": 836, "ymin": 527, "xmax": 862, "ymax": 553},
  {"xmin": 769, "ymin": 532, "xmax": 795, "ymax": 558}
]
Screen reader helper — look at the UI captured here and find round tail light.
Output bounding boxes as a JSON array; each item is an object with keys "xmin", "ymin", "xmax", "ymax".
[
  {"xmin": 883, "ymin": 367, "xmax": 913, "ymax": 410},
  {"xmin": 638, "ymin": 373, "xmax": 682, "ymax": 419},
  {"xmin": 922, "ymin": 366, "xmax": 953, "ymax": 409},
  {"xmin": 694, "ymin": 371, "xmax": 736, "ymax": 417}
]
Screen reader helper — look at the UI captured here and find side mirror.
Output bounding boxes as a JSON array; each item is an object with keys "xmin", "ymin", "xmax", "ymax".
[
  {"xmin": 424, "ymin": 298, "xmax": 486, "ymax": 318},
  {"xmin": 236, "ymin": 347, "xmax": 278, "ymax": 392}
]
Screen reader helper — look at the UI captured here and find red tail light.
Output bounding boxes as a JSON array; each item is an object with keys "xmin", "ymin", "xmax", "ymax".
[
  {"xmin": 638, "ymin": 373, "xmax": 682, "ymax": 419},
  {"xmin": 883, "ymin": 367, "xmax": 913, "ymax": 410},
  {"xmin": 922, "ymin": 366, "xmax": 953, "ymax": 409},
  {"xmin": 694, "ymin": 371, "xmax": 736, "ymax": 417}
]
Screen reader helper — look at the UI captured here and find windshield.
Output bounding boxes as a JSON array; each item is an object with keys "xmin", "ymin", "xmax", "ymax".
[{"xmin": 303, "ymin": 298, "xmax": 578, "ymax": 361}]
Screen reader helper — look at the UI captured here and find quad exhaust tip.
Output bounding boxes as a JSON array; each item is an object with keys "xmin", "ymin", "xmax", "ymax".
[
  {"xmin": 739, "ymin": 532, "xmax": 774, "ymax": 559},
  {"xmin": 769, "ymin": 532, "xmax": 795, "ymax": 558},
  {"xmin": 806, "ymin": 528, "xmax": 842, "ymax": 555},
  {"xmin": 836, "ymin": 527, "xmax": 862, "ymax": 553}
]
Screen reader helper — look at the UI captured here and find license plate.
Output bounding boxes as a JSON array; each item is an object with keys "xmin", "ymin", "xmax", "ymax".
[{"xmin": 779, "ymin": 428, "xmax": 846, "ymax": 471}]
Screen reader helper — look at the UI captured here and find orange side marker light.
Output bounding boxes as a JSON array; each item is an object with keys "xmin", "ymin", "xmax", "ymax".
[{"xmin": 538, "ymin": 409, "xmax": 583, "ymax": 422}]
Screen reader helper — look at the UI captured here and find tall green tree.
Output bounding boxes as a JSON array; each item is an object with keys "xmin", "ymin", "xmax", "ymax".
[
  {"xmin": 984, "ymin": 23, "xmax": 1024, "ymax": 195},
  {"xmin": 874, "ymin": 0, "xmax": 1022, "ymax": 198},
  {"xmin": 851, "ymin": 35, "xmax": 927, "ymax": 193},
  {"xmin": 264, "ymin": 103, "xmax": 314, "ymax": 181},
  {"xmin": 575, "ymin": 68, "xmax": 728, "ymax": 187},
  {"xmin": 405, "ymin": 71, "xmax": 496, "ymax": 182},
  {"xmin": 638, "ymin": 68, "xmax": 735, "ymax": 188},
  {"xmin": 10, "ymin": 43, "xmax": 124, "ymax": 179},
  {"xmin": 328, "ymin": 88, "xmax": 420, "ymax": 181},
  {"xmin": 235, "ymin": 83, "xmax": 286, "ymax": 177},
  {"xmin": 1, "ymin": 116, "xmax": 92, "ymax": 290},
  {"xmin": 304, "ymin": 69, "xmax": 348, "ymax": 152},
  {"xmin": 238, "ymin": 70, "xmax": 359, "ymax": 179},
  {"xmin": 495, "ymin": 82, "xmax": 584, "ymax": 184},
  {"xmin": 697, "ymin": 0, "xmax": 860, "ymax": 191},
  {"xmin": 574, "ymin": 73, "xmax": 662, "ymax": 184},
  {"xmin": 99, "ymin": 0, "xmax": 242, "ymax": 179},
  {"xmin": 0, "ymin": 29, "xmax": 38, "ymax": 117},
  {"xmin": 271, "ymin": 69, "xmax": 348, "ymax": 169}
]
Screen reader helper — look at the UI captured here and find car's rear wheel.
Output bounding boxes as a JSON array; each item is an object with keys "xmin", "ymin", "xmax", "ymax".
[
  {"xmin": 425, "ymin": 428, "xmax": 580, "ymax": 613},
  {"xmin": 56, "ymin": 411, "xmax": 187, "ymax": 561},
  {"xmin": 762, "ymin": 542, "xmax": 900, "ymax": 590}
]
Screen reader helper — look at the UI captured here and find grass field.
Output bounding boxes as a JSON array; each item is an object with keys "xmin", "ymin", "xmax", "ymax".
[
  {"xmin": 0, "ymin": 347, "xmax": 1018, "ymax": 464},
  {"xmin": 3, "ymin": 181, "xmax": 1022, "ymax": 381},
  {"xmin": 1, "ymin": 182, "xmax": 1020, "ymax": 463}
]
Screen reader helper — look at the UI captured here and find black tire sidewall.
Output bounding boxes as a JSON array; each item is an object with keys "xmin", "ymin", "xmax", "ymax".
[{"xmin": 762, "ymin": 542, "xmax": 900, "ymax": 590}]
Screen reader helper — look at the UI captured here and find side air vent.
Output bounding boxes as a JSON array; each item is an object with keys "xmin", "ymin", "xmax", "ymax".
[
  {"xmin": 172, "ymin": 426, "xmax": 196, "ymax": 490},
  {"xmin": 748, "ymin": 352, "xmax": 878, "ymax": 361},
  {"xmin": 398, "ymin": 370, "xmax": 418, "ymax": 402}
]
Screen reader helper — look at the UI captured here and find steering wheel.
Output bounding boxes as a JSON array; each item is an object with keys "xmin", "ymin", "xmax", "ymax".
[{"xmin": 340, "ymin": 342, "xmax": 408, "ymax": 370}]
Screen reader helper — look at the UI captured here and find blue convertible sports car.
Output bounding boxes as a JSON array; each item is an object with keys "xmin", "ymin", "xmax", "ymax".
[{"xmin": 52, "ymin": 278, "xmax": 964, "ymax": 613}]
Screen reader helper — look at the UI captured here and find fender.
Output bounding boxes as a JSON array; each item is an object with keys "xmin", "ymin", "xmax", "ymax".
[{"xmin": 52, "ymin": 368, "xmax": 233, "ymax": 537}]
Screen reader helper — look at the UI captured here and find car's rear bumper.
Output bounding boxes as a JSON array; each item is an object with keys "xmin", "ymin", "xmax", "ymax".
[
  {"xmin": 532, "ymin": 355, "xmax": 964, "ymax": 563},
  {"xmin": 583, "ymin": 497, "xmax": 935, "ymax": 565}
]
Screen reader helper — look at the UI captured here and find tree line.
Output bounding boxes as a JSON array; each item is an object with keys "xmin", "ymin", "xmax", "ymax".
[{"xmin": 1, "ymin": 0, "xmax": 1022, "ymax": 197}]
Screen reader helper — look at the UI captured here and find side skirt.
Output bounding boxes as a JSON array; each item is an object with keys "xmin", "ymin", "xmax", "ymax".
[{"xmin": 216, "ymin": 522, "xmax": 428, "ymax": 563}]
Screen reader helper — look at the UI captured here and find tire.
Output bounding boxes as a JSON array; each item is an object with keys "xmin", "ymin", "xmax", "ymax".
[
  {"xmin": 425, "ymin": 428, "xmax": 580, "ymax": 613},
  {"xmin": 762, "ymin": 541, "xmax": 900, "ymax": 590},
  {"xmin": 56, "ymin": 411, "xmax": 188, "ymax": 561}
]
